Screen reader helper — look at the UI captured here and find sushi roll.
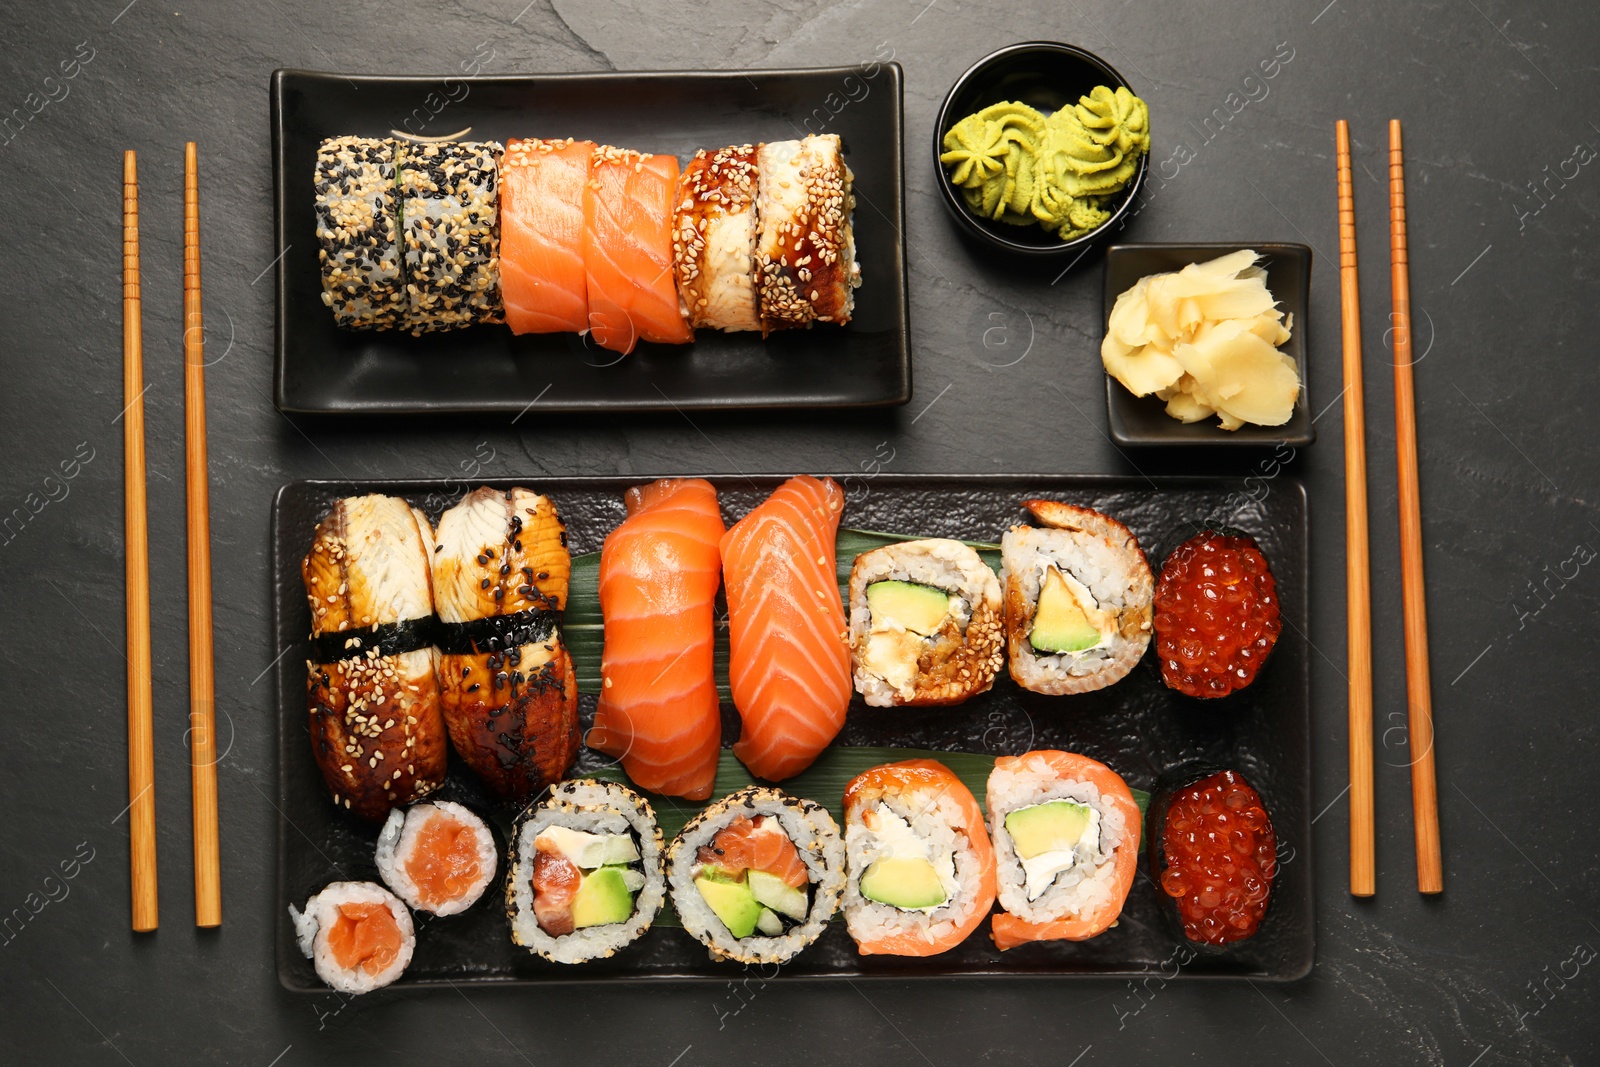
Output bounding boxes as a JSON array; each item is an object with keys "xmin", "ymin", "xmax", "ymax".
[
  {"xmin": 847, "ymin": 538, "xmax": 1004, "ymax": 707},
  {"xmin": 987, "ymin": 750, "xmax": 1140, "ymax": 950},
  {"xmin": 668, "ymin": 786, "xmax": 845, "ymax": 965},
  {"xmin": 673, "ymin": 144, "xmax": 762, "ymax": 332},
  {"xmin": 506, "ymin": 779, "xmax": 665, "ymax": 964},
  {"xmin": 313, "ymin": 136, "xmax": 405, "ymax": 329},
  {"xmin": 1153, "ymin": 529, "xmax": 1282, "ymax": 698},
  {"xmin": 1000, "ymin": 499, "xmax": 1154, "ymax": 695},
  {"xmin": 374, "ymin": 800, "xmax": 498, "ymax": 916},
  {"xmin": 431, "ymin": 487, "xmax": 579, "ymax": 802},
  {"xmin": 302, "ymin": 494, "xmax": 449, "ymax": 821},
  {"xmin": 1151, "ymin": 768, "xmax": 1277, "ymax": 944},
  {"xmin": 398, "ymin": 139, "xmax": 504, "ymax": 334},
  {"xmin": 289, "ymin": 881, "xmax": 414, "ymax": 994},
  {"xmin": 499, "ymin": 137, "xmax": 595, "ymax": 335},
  {"xmin": 841, "ymin": 759, "xmax": 996, "ymax": 956},
  {"xmin": 754, "ymin": 134, "xmax": 861, "ymax": 331},
  {"xmin": 583, "ymin": 146, "xmax": 693, "ymax": 354}
]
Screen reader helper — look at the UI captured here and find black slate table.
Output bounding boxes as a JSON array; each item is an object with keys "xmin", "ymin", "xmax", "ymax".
[{"xmin": 2, "ymin": 1, "xmax": 1595, "ymax": 1064}]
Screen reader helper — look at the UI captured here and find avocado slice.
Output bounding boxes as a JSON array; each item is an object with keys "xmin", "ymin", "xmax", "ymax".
[
  {"xmin": 747, "ymin": 869, "xmax": 808, "ymax": 921},
  {"xmin": 1029, "ymin": 567, "xmax": 1104, "ymax": 653},
  {"xmin": 754, "ymin": 907, "xmax": 784, "ymax": 936},
  {"xmin": 571, "ymin": 866, "xmax": 636, "ymax": 928},
  {"xmin": 694, "ymin": 875, "xmax": 764, "ymax": 938},
  {"xmin": 859, "ymin": 857, "xmax": 947, "ymax": 910},
  {"xmin": 1004, "ymin": 800, "xmax": 1093, "ymax": 860},
  {"xmin": 866, "ymin": 580, "xmax": 952, "ymax": 636}
]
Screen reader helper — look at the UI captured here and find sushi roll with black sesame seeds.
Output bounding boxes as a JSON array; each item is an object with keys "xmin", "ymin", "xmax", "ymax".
[
  {"xmin": 289, "ymin": 881, "xmax": 414, "ymax": 993},
  {"xmin": 374, "ymin": 800, "xmax": 498, "ymax": 916},
  {"xmin": 667, "ymin": 786, "xmax": 846, "ymax": 965},
  {"xmin": 506, "ymin": 780, "xmax": 665, "ymax": 964},
  {"xmin": 313, "ymin": 136, "xmax": 406, "ymax": 329},
  {"xmin": 673, "ymin": 144, "xmax": 762, "ymax": 332},
  {"xmin": 754, "ymin": 134, "xmax": 861, "ymax": 332},
  {"xmin": 398, "ymin": 139, "xmax": 504, "ymax": 334}
]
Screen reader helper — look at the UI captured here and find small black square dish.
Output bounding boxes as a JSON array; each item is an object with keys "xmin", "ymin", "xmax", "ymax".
[
  {"xmin": 1103, "ymin": 243, "xmax": 1314, "ymax": 448},
  {"xmin": 270, "ymin": 67, "xmax": 911, "ymax": 416}
]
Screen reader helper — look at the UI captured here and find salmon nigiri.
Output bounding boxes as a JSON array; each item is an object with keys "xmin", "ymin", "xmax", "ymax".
[
  {"xmin": 720, "ymin": 475, "xmax": 850, "ymax": 782},
  {"xmin": 500, "ymin": 138, "xmax": 595, "ymax": 335},
  {"xmin": 587, "ymin": 478, "xmax": 726, "ymax": 800},
  {"xmin": 582, "ymin": 146, "xmax": 693, "ymax": 354}
]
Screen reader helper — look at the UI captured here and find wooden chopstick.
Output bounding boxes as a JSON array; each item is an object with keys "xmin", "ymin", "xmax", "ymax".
[
  {"xmin": 1388, "ymin": 119, "xmax": 1443, "ymax": 894},
  {"xmin": 1336, "ymin": 121, "xmax": 1376, "ymax": 898},
  {"xmin": 123, "ymin": 150, "xmax": 159, "ymax": 932},
  {"xmin": 184, "ymin": 141, "xmax": 223, "ymax": 928}
]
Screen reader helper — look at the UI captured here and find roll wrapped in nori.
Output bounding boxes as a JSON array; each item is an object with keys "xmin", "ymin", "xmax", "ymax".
[
  {"xmin": 374, "ymin": 800, "xmax": 498, "ymax": 916},
  {"xmin": 289, "ymin": 881, "xmax": 414, "ymax": 994}
]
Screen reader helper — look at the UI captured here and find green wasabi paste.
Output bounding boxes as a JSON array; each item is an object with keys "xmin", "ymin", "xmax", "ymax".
[{"xmin": 940, "ymin": 86, "xmax": 1150, "ymax": 240}]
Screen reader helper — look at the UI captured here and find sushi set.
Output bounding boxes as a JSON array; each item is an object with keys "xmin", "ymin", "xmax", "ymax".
[{"xmin": 272, "ymin": 475, "xmax": 1313, "ymax": 987}]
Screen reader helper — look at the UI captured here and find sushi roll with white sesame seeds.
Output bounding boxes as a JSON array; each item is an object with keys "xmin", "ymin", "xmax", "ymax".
[
  {"xmin": 289, "ymin": 881, "xmax": 415, "ymax": 993},
  {"xmin": 754, "ymin": 134, "xmax": 861, "ymax": 332},
  {"xmin": 374, "ymin": 800, "xmax": 498, "ymax": 916},
  {"xmin": 303, "ymin": 494, "xmax": 449, "ymax": 821},
  {"xmin": 398, "ymin": 139, "xmax": 504, "ymax": 334},
  {"xmin": 313, "ymin": 136, "xmax": 406, "ymax": 329},
  {"xmin": 673, "ymin": 144, "xmax": 762, "ymax": 332}
]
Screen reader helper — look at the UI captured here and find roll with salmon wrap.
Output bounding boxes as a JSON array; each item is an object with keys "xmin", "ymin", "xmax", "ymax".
[
  {"xmin": 668, "ymin": 786, "xmax": 846, "ymax": 965},
  {"xmin": 302, "ymin": 494, "xmax": 449, "ymax": 821},
  {"xmin": 431, "ymin": 487, "xmax": 579, "ymax": 802},
  {"xmin": 987, "ymin": 750, "xmax": 1141, "ymax": 950},
  {"xmin": 841, "ymin": 759, "xmax": 997, "ymax": 956}
]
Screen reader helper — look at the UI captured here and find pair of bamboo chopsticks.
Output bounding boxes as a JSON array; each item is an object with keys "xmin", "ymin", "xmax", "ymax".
[
  {"xmin": 121, "ymin": 144, "xmax": 222, "ymax": 931},
  {"xmin": 1335, "ymin": 120, "xmax": 1443, "ymax": 898}
]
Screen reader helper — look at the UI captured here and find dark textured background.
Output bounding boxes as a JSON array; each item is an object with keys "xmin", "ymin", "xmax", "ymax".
[{"xmin": 2, "ymin": 1, "xmax": 1596, "ymax": 1064}]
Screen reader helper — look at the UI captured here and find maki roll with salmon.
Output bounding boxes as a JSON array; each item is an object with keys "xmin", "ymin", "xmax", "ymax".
[
  {"xmin": 1151, "ymin": 767, "xmax": 1277, "ymax": 945},
  {"xmin": 755, "ymin": 134, "xmax": 861, "ymax": 331},
  {"xmin": 289, "ymin": 881, "xmax": 414, "ymax": 994},
  {"xmin": 847, "ymin": 538, "xmax": 1003, "ymax": 707},
  {"xmin": 302, "ymin": 494, "xmax": 449, "ymax": 821},
  {"xmin": 583, "ymin": 145, "xmax": 693, "ymax": 354},
  {"xmin": 374, "ymin": 800, "xmax": 498, "ymax": 917},
  {"xmin": 507, "ymin": 780, "xmax": 665, "ymax": 964},
  {"xmin": 987, "ymin": 750, "xmax": 1140, "ymax": 950},
  {"xmin": 313, "ymin": 136, "xmax": 405, "ymax": 329},
  {"xmin": 673, "ymin": 144, "xmax": 762, "ymax": 332},
  {"xmin": 431, "ymin": 487, "xmax": 579, "ymax": 802},
  {"xmin": 1153, "ymin": 529, "xmax": 1281, "ymax": 698},
  {"xmin": 1000, "ymin": 500, "xmax": 1154, "ymax": 695},
  {"xmin": 398, "ymin": 139, "xmax": 504, "ymax": 333},
  {"xmin": 668, "ymin": 787, "xmax": 845, "ymax": 965},
  {"xmin": 841, "ymin": 759, "xmax": 996, "ymax": 956}
]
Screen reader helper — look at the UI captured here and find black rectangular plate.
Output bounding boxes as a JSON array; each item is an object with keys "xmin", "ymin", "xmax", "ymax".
[
  {"xmin": 270, "ymin": 68, "xmax": 911, "ymax": 415},
  {"xmin": 1104, "ymin": 243, "xmax": 1314, "ymax": 448},
  {"xmin": 273, "ymin": 475, "xmax": 1312, "ymax": 988}
]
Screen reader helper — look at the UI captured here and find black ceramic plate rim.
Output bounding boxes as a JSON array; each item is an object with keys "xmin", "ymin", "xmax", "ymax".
[
  {"xmin": 931, "ymin": 41, "xmax": 1150, "ymax": 258},
  {"xmin": 272, "ymin": 473, "xmax": 1312, "ymax": 989},
  {"xmin": 1102, "ymin": 241, "xmax": 1315, "ymax": 447},
  {"xmin": 269, "ymin": 66, "xmax": 911, "ymax": 416}
]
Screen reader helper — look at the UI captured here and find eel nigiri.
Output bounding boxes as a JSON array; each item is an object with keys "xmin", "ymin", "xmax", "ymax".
[
  {"xmin": 719, "ymin": 475, "xmax": 850, "ymax": 782},
  {"xmin": 582, "ymin": 146, "xmax": 693, "ymax": 355},
  {"xmin": 302, "ymin": 494, "xmax": 449, "ymax": 821},
  {"xmin": 587, "ymin": 478, "xmax": 726, "ymax": 800},
  {"xmin": 431, "ymin": 487, "xmax": 579, "ymax": 802},
  {"xmin": 500, "ymin": 137, "xmax": 595, "ymax": 335}
]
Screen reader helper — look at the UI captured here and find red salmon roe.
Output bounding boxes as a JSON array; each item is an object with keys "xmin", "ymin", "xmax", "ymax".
[
  {"xmin": 1159, "ymin": 770, "xmax": 1276, "ymax": 944},
  {"xmin": 1153, "ymin": 531, "xmax": 1281, "ymax": 698}
]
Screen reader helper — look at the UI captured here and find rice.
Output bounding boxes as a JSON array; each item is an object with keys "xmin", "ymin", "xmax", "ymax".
[
  {"xmin": 374, "ymin": 800, "xmax": 498, "ymax": 916},
  {"xmin": 841, "ymin": 790, "xmax": 988, "ymax": 947},
  {"xmin": 289, "ymin": 881, "xmax": 414, "ymax": 994}
]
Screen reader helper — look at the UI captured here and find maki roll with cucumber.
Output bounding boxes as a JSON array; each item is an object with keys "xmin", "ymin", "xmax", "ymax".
[
  {"xmin": 987, "ymin": 750, "xmax": 1140, "ymax": 950},
  {"xmin": 506, "ymin": 779, "xmax": 665, "ymax": 964},
  {"xmin": 847, "ymin": 538, "xmax": 1004, "ymax": 707},
  {"xmin": 667, "ymin": 786, "xmax": 845, "ymax": 965},
  {"xmin": 1000, "ymin": 500, "xmax": 1154, "ymax": 695},
  {"xmin": 841, "ymin": 759, "xmax": 997, "ymax": 957},
  {"xmin": 374, "ymin": 800, "xmax": 498, "ymax": 917}
]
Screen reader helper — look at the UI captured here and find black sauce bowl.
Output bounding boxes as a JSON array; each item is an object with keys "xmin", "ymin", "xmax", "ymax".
[{"xmin": 933, "ymin": 41, "xmax": 1149, "ymax": 264}]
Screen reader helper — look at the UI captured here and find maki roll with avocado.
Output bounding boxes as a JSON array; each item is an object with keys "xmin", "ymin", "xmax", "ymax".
[
  {"xmin": 987, "ymin": 750, "xmax": 1141, "ymax": 950},
  {"xmin": 506, "ymin": 779, "xmax": 665, "ymax": 964},
  {"xmin": 1000, "ymin": 500, "xmax": 1153, "ymax": 695},
  {"xmin": 374, "ymin": 800, "xmax": 498, "ymax": 917},
  {"xmin": 289, "ymin": 881, "xmax": 414, "ymax": 994},
  {"xmin": 841, "ymin": 759, "xmax": 997, "ymax": 957},
  {"xmin": 667, "ymin": 786, "xmax": 845, "ymax": 965},
  {"xmin": 847, "ymin": 538, "xmax": 1004, "ymax": 707}
]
